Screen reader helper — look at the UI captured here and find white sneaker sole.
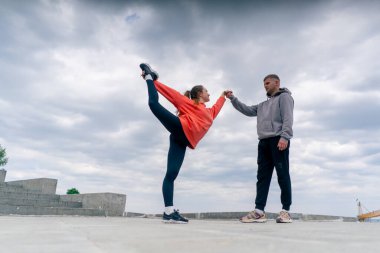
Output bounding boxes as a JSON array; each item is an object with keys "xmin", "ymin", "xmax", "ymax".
[
  {"xmin": 240, "ymin": 219, "xmax": 267, "ymax": 223},
  {"xmin": 162, "ymin": 219, "xmax": 188, "ymax": 224}
]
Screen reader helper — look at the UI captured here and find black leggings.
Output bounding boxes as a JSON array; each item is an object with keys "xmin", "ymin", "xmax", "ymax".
[{"xmin": 146, "ymin": 79, "xmax": 190, "ymax": 207}]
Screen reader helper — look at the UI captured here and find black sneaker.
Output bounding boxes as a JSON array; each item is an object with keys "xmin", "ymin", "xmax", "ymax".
[
  {"xmin": 139, "ymin": 63, "xmax": 159, "ymax": 81},
  {"xmin": 162, "ymin": 209, "xmax": 189, "ymax": 224}
]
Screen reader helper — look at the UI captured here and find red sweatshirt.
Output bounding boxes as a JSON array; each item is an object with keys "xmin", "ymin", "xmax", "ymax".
[{"xmin": 154, "ymin": 80, "xmax": 226, "ymax": 149}]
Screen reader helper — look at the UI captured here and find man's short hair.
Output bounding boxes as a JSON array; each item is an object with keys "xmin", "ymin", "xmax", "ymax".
[{"xmin": 263, "ymin": 74, "xmax": 280, "ymax": 81}]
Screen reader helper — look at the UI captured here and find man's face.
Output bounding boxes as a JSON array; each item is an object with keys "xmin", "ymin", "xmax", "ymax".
[{"xmin": 264, "ymin": 78, "xmax": 279, "ymax": 96}]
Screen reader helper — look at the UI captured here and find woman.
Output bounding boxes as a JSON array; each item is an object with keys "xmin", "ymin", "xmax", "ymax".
[{"xmin": 140, "ymin": 63, "xmax": 227, "ymax": 223}]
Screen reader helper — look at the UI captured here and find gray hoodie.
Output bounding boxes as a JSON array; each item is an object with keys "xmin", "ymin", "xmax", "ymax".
[{"xmin": 229, "ymin": 88, "xmax": 294, "ymax": 140}]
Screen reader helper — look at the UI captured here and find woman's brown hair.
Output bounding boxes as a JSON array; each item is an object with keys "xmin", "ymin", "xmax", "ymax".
[{"xmin": 184, "ymin": 85, "xmax": 204, "ymax": 104}]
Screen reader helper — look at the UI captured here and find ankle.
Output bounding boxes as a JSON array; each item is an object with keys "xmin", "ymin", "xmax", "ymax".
[
  {"xmin": 165, "ymin": 206, "xmax": 175, "ymax": 215},
  {"xmin": 145, "ymin": 74, "xmax": 153, "ymax": 81}
]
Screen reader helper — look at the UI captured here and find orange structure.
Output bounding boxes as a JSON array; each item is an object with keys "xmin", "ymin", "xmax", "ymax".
[{"xmin": 357, "ymin": 199, "xmax": 380, "ymax": 222}]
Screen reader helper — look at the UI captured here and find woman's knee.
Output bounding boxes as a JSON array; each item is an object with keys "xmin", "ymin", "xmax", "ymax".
[
  {"xmin": 164, "ymin": 170, "xmax": 179, "ymax": 182},
  {"xmin": 148, "ymin": 99, "xmax": 160, "ymax": 112}
]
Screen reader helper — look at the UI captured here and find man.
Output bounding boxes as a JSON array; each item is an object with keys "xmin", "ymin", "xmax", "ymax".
[{"xmin": 226, "ymin": 74, "xmax": 294, "ymax": 223}]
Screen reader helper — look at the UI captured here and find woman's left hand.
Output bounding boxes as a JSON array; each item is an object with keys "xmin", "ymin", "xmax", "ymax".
[{"xmin": 222, "ymin": 90, "xmax": 233, "ymax": 98}]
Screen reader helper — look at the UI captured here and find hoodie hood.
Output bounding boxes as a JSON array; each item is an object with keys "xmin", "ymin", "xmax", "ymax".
[{"xmin": 268, "ymin": 87, "xmax": 292, "ymax": 98}]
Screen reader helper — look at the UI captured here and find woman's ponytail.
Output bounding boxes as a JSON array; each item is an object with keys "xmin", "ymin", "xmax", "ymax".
[{"xmin": 183, "ymin": 90, "xmax": 191, "ymax": 99}]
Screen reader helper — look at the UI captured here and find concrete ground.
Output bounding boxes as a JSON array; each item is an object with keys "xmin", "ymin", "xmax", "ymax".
[{"xmin": 0, "ymin": 216, "xmax": 379, "ymax": 253}]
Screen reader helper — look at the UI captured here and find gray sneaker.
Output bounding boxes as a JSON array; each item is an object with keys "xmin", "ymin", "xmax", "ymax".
[{"xmin": 276, "ymin": 210, "xmax": 293, "ymax": 223}]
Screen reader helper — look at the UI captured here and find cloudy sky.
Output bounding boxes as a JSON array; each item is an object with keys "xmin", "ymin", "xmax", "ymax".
[{"xmin": 1, "ymin": 0, "xmax": 380, "ymax": 217}]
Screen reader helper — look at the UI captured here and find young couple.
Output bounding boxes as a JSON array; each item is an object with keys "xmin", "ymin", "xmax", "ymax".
[{"xmin": 139, "ymin": 63, "xmax": 294, "ymax": 224}]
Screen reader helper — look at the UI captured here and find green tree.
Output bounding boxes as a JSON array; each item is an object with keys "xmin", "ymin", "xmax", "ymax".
[
  {"xmin": 66, "ymin": 188, "xmax": 80, "ymax": 194},
  {"xmin": 0, "ymin": 145, "xmax": 8, "ymax": 167}
]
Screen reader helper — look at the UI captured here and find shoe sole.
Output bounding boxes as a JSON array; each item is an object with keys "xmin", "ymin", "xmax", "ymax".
[
  {"xmin": 162, "ymin": 219, "xmax": 188, "ymax": 224},
  {"xmin": 276, "ymin": 220, "xmax": 293, "ymax": 223},
  {"xmin": 240, "ymin": 219, "xmax": 267, "ymax": 223},
  {"xmin": 139, "ymin": 63, "xmax": 151, "ymax": 71}
]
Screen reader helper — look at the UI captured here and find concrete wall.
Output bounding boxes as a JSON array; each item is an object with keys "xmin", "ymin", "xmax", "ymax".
[
  {"xmin": 60, "ymin": 193, "xmax": 126, "ymax": 216},
  {"xmin": 6, "ymin": 178, "xmax": 57, "ymax": 194},
  {"xmin": 0, "ymin": 169, "xmax": 6, "ymax": 183}
]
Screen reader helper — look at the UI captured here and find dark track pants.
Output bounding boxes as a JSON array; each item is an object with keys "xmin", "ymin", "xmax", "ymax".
[
  {"xmin": 146, "ymin": 79, "xmax": 189, "ymax": 207},
  {"xmin": 255, "ymin": 136, "xmax": 292, "ymax": 211}
]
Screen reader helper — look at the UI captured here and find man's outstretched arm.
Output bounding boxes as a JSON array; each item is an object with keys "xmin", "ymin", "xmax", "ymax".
[{"xmin": 226, "ymin": 91, "xmax": 258, "ymax": 117}]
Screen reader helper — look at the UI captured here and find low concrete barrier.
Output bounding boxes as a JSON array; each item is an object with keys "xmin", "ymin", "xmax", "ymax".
[
  {"xmin": 6, "ymin": 178, "xmax": 57, "ymax": 194},
  {"xmin": 154, "ymin": 211, "xmax": 357, "ymax": 222},
  {"xmin": 60, "ymin": 193, "xmax": 126, "ymax": 216},
  {"xmin": 126, "ymin": 212, "xmax": 146, "ymax": 217}
]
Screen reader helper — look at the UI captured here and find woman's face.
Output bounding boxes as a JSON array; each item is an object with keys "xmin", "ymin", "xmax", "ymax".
[{"xmin": 199, "ymin": 88, "xmax": 210, "ymax": 103}]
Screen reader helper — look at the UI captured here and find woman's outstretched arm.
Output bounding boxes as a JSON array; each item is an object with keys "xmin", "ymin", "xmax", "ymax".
[
  {"xmin": 208, "ymin": 91, "xmax": 227, "ymax": 119},
  {"xmin": 154, "ymin": 80, "xmax": 190, "ymax": 108}
]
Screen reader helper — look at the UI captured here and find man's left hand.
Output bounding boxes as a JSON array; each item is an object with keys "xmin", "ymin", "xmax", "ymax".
[{"xmin": 278, "ymin": 138, "xmax": 288, "ymax": 151}]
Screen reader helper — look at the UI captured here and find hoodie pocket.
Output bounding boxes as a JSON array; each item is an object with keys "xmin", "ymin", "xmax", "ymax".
[{"xmin": 258, "ymin": 120, "xmax": 273, "ymax": 132}]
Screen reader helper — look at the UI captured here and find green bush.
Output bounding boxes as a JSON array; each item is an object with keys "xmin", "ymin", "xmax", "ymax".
[
  {"xmin": 66, "ymin": 188, "xmax": 80, "ymax": 194},
  {"xmin": 0, "ymin": 145, "xmax": 8, "ymax": 167}
]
